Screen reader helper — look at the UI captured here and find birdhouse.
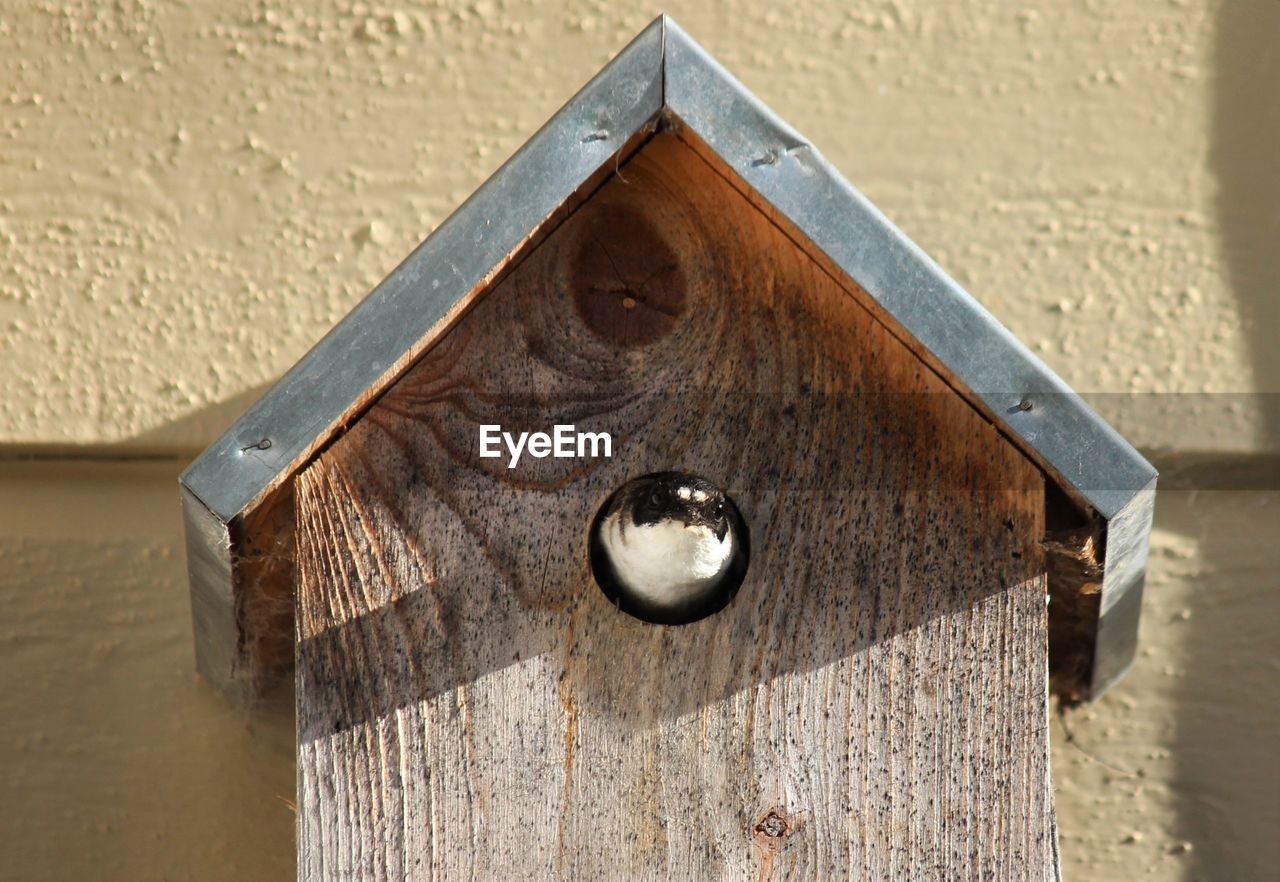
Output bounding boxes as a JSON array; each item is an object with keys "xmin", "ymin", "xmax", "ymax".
[{"xmin": 180, "ymin": 16, "xmax": 1156, "ymax": 879}]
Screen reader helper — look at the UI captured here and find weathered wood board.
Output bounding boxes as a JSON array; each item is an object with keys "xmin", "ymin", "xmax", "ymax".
[{"xmin": 295, "ymin": 133, "xmax": 1056, "ymax": 880}]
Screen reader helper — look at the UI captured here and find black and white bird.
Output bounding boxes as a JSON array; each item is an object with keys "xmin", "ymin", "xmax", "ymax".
[{"xmin": 589, "ymin": 472, "xmax": 748, "ymax": 624}]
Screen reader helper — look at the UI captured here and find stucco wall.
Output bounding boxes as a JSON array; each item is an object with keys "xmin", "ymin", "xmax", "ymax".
[{"xmin": 2, "ymin": 2, "xmax": 1276, "ymax": 880}]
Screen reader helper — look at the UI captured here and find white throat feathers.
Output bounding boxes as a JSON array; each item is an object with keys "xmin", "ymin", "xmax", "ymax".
[{"xmin": 599, "ymin": 510, "xmax": 736, "ymax": 610}]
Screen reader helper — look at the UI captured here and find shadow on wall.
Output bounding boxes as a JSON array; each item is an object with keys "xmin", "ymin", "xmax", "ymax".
[
  {"xmin": 1212, "ymin": 2, "xmax": 1280, "ymax": 439},
  {"xmin": 126, "ymin": 383, "xmax": 275, "ymax": 455},
  {"xmin": 1162, "ymin": 492, "xmax": 1280, "ymax": 882},
  {"xmin": 1166, "ymin": 5, "xmax": 1280, "ymax": 880}
]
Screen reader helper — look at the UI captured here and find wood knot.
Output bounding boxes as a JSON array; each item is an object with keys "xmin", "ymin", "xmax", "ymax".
[
  {"xmin": 570, "ymin": 206, "xmax": 686, "ymax": 348},
  {"xmin": 752, "ymin": 808, "xmax": 792, "ymax": 843}
]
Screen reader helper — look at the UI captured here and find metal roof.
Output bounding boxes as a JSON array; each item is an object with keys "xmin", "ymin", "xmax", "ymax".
[{"xmin": 181, "ymin": 15, "xmax": 1155, "ymax": 700}]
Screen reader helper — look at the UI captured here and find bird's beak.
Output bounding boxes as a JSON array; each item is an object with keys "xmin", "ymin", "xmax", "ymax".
[
  {"xmin": 681, "ymin": 508, "xmax": 728, "ymax": 541},
  {"xmin": 684, "ymin": 510, "xmax": 709, "ymax": 529}
]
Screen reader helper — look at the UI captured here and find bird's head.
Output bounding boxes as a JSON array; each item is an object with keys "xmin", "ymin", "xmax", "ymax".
[{"xmin": 622, "ymin": 472, "xmax": 730, "ymax": 541}]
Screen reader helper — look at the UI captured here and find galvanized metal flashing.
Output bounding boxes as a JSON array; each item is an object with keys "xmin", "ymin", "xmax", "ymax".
[
  {"xmin": 181, "ymin": 19, "xmax": 665, "ymax": 525},
  {"xmin": 659, "ymin": 18, "xmax": 1156, "ymax": 699},
  {"xmin": 179, "ymin": 18, "xmax": 665, "ymax": 691},
  {"xmin": 181, "ymin": 14, "xmax": 1155, "ymax": 700}
]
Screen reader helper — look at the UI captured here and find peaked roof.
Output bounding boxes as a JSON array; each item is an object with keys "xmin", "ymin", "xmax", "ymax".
[{"xmin": 180, "ymin": 16, "xmax": 1155, "ymax": 699}]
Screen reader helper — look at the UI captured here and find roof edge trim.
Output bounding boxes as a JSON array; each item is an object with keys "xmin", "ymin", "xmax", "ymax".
[
  {"xmin": 660, "ymin": 18, "xmax": 1156, "ymax": 522},
  {"xmin": 180, "ymin": 15, "xmax": 667, "ymax": 522},
  {"xmin": 178, "ymin": 15, "xmax": 1157, "ymax": 701}
]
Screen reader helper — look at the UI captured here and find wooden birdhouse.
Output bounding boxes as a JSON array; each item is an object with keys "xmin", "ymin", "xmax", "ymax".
[{"xmin": 180, "ymin": 17, "xmax": 1156, "ymax": 880}]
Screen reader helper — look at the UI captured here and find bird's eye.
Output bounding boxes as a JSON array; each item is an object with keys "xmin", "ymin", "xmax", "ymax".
[
  {"xmin": 712, "ymin": 502, "xmax": 724, "ymax": 517},
  {"xmin": 650, "ymin": 491, "xmax": 663, "ymax": 506}
]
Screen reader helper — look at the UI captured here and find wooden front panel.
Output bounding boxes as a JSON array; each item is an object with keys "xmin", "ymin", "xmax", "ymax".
[{"xmin": 295, "ymin": 133, "xmax": 1054, "ymax": 881}]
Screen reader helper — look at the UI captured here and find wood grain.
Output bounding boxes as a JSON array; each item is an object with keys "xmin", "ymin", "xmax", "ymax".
[{"xmin": 295, "ymin": 133, "xmax": 1057, "ymax": 881}]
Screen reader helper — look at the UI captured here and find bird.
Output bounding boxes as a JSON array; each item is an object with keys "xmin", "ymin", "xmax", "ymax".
[{"xmin": 589, "ymin": 471, "xmax": 748, "ymax": 624}]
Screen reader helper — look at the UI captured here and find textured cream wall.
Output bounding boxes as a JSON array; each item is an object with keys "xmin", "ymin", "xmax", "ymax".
[
  {"xmin": 3, "ymin": 0, "xmax": 1277, "ymax": 451},
  {"xmin": 2, "ymin": 1, "xmax": 1277, "ymax": 880}
]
